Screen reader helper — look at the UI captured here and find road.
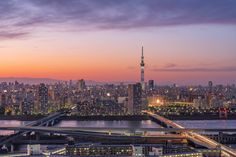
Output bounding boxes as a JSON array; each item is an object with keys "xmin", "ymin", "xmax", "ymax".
[
  {"xmin": 0, "ymin": 111, "xmax": 65, "ymax": 145},
  {"xmin": 145, "ymin": 111, "xmax": 236, "ymax": 157},
  {"xmin": 0, "ymin": 126, "xmax": 185, "ymax": 140},
  {"xmin": 0, "ymin": 126, "xmax": 236, "ymax": 133}
]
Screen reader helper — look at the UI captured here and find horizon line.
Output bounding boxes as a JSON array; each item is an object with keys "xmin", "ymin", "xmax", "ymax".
[{"xmin": 0, "ymin": 76, "xmax": 235, "ymax": 86}]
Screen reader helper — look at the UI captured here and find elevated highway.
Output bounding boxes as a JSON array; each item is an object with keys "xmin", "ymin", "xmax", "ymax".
[
  {"xmin": 0, "ymin": 126, "xmax": 236, "ymax": 133},
  {"xmin": 0, "ymin": 126, "xmax": 236, "ymax": 145},
  {"xmin": 0, "ymin": 126, "xmax": 185, "ymax": 140},
  {"xmin": 1, "ymin": 110, "xmax": 236, "ymax": 156},
  {"xmin": 145, "ymin": 111, "xmax": 236, "ymax": 157},
  {"xmin": 0, "ymin": 110, "xmax": 66, "ymax": 145}
]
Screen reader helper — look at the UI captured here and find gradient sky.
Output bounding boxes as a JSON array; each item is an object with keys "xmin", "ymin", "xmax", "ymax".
[{"xmin": 0, "ymin": 0, "xmax": 236, "ymax": 85}]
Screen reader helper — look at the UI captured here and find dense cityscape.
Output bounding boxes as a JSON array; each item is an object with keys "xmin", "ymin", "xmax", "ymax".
[
  {"xmin": 1, "ymin": 0, "xmax": 236, "ymax": 157},
  {"xmin": 0, "ymin": 47, "xmax": 235, "ymax": 157},
  {"xmin": 0, "ymin": 79, "xmax": 236, "ymax": 118}
]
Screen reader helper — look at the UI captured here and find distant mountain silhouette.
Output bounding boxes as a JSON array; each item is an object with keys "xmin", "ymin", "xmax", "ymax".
[
  {"xmin": 0, "ymin": 77, "xmax": 60, "ymax": 84},
  {"xmin": 0, "ymin": 77, "xmax": 135, "ymax": 85}
]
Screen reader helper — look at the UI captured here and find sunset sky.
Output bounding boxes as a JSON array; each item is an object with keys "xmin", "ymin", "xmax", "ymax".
[{"xmin": 0, "ymin": 0, "xmax": 236, "ymax": 85}]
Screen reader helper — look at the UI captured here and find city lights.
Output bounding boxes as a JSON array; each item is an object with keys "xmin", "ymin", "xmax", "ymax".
[{"xmin": 0, "ymin": 0, "xmax": 235, "ymax": 156}]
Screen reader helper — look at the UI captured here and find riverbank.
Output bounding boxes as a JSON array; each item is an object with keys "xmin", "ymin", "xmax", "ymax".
[
  {"xmin": 0, "ymin": 115, "xmax": 44, "ymax": 121},
  {"xmin": 0, "ymin": 115, "xmax": 149, "ymax": 121},
  {"xmin": 165, "ymin": 114, "xmax": 236, "ymax": 120},
  {"xmin": 0, "ymin": 114, "xmax": 236, "ymax": 121},
  {"xmin": 60, "ymin": 115, "xmax": 149, "ymax": 121}
]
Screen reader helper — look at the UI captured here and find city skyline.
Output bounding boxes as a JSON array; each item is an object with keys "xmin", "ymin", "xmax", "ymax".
[{"xmin": 1, "ymin": 0, "xmax": 236, "ymax": 85}]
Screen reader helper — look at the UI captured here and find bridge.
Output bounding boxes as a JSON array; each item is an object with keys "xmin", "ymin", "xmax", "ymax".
[
  {"xmin": 1, "ymin": 110, "xmax": 236, "ymax": 156},
  {"xmin": 0, "ymin": 110, "xmax": 67, "ymax": 146},
  {"xmin": 0, "ymin": 126, "xmax": 236, "ymax": 134},
  {"xmin": 0, "ymin": 126, "xmax": 185, "ymax": 140},
  {"xmin": 0, "ymin": 125, "xmax": 236, "ymax": 147},
  {"xmin": 144, "ymin": 111, "xmax": 236, "ymax": 157}
]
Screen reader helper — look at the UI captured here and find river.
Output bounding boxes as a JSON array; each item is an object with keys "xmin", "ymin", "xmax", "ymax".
[{"xmin": 0, "ymin": 119, "xmax": 236, "ymax": 135}]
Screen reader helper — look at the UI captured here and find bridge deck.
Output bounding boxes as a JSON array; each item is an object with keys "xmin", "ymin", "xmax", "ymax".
[
  {"xmin": 145, "ymin": 111, "xmax": 236, "ymax": 157},
  {"xmin": 0, "ymin": 111, "xmax": 65, "ymax": 145}
]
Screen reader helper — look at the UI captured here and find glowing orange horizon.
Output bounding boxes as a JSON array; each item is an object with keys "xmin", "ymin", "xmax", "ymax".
[{"xmin": 0, "ymin": 25, "xmax": 235, "ymax": 85}]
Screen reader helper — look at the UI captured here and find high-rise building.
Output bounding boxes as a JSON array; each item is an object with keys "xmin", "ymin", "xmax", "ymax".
[
  {"xmin": 207, "ymin": 81, "xmax": 213, "ymax": 107},
  {"xmin": 21, "ymin": 91, "xmax": 34, "ymax": 115},
  {"xmin": 148, "ymin": 80, "xmax": 155, "ymax": 90},
  {"xmin": 77, "ymin": 79, "xmax": 86, "ymax": 91},
  {"xmin": 128, "ymin": 83, "xmax": 142, "ymax": 115},
  {"xmin": 208, "ymin": 81, "xmax": 213, "ymax": 93},
  {"xmin": 69, "ymin": 80, "xmax": 73, "ymax": 89},
  {"xmin": 38, "ymin": 83, "xmax": 48, "ymax": 114},
  {"xmin": 140, "ymin": 46, "xmax": 145, "ymax": 90},
  {"xmin": 1, "ymin": 94, "xmax": 7, "ymax": 107},
  {"xmin": 48, "ymin": 85, "xmax": 55, "ymax": 101}
]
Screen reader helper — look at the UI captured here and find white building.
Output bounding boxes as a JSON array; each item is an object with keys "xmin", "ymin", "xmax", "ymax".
[{"xmin": 27, "ymin": 144, "xmax": 41, "ymax": 155}]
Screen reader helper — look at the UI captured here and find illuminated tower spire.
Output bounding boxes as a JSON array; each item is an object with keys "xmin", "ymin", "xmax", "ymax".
[{"xmin": 140, "ymin": 46, "xmax": 145, "ymax": 90}]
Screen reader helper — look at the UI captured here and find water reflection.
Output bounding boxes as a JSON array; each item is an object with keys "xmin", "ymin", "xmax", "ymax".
[
  {"xmin": 175, "ymin": 120, "xmax": 236, "ymax": 129},
  {"xmin": 55, "ymin": 120, "xmax": 160, "ymax": 129},
  {"xmin": 1, "ymin": 119, "xmax": 235, "ymax": 136},
  {"xmin": 0, "ymin": 120, "xmax": 27, "ymax": 135}
]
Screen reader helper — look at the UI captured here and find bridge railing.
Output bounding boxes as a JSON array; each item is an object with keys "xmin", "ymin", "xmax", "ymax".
[{"xmin": 0, "ymin": 111, "xmax": 65, "ymax": 145}]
